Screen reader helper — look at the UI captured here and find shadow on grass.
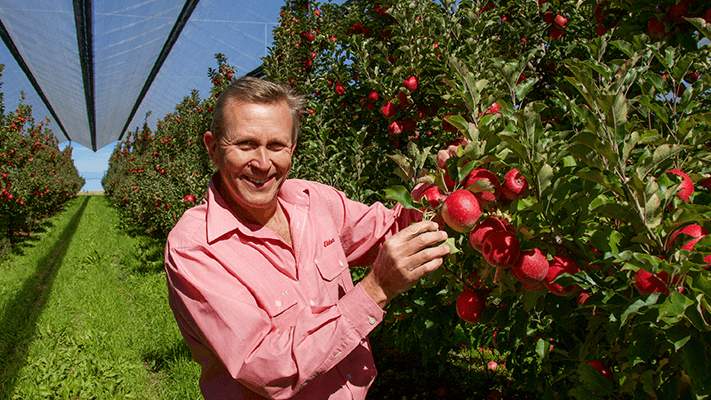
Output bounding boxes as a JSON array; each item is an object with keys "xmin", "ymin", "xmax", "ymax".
[
  {"xmin": 143, "ymin": 340, "xmax": 194, "ymax": 373},
  {"xmin": 0, "ymin": 197, "xmax": 90, "ymax": 398},
  {"xmin": 7, "ymin": 203, "xmax": 77, "ymax": 257}
]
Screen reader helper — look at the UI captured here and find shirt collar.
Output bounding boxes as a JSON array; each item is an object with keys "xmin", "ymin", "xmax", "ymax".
[{"xmin": 206, "ymin": 174, "xmax": 310, "ymax": 243}]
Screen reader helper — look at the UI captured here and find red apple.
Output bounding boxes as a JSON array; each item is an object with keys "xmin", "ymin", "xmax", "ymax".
[
  {"xmin": 334, "ymin": 82, "xmax": 346, "ymax": 96},
  {"xmin": 388, "ymin": 120, "xmax": 403, "ymax": 135},
  {"xmin": 543, "ymin": 11, "xmax": 554, "ymax": 24},
  {"xmin": 545, "ymin": 255, "xmax": 580, "ymax": 296},
  {"xmin": 701, "ymin": 177, "xmax": 711, "ymax": 190},
  {"xmin": 667, "ymin": 223, "xmax": 708, "ymax": 251},
  {"xmin": 666, "ymin": 2, "xmax": 688, "ymax": 23},
  {"xmin": 478, "ymin": 1, "xmax": 495, "ymax": 14},
  {"xmin": 577, "ymin": 291, "xmax": 591, "ymax": 305},
  {"xmin": 554, "ymin": 14, "xmax": 568, "ymax": 29},
  {"xmin": 647, "ymin": 17, "xmax": 666, "ymax": 39},
  {"xmin": 586, "ymin": 360, "xmax": 612, "ymax": 380},
  {"xmin": 482, "ymin": 102, "xmax": 501, "ymax": 116},
  {"xmin": 501, "ymin": 168, "xmax": 528, "ymax": 200},
  {"xmin": 487, "ymin": 360, "xmax": 498, "ymax": 371},
  {"xmin": 512, "ymin": 248, "xmax": 549, "ymax": 284},
  {"xmin": 594, "ymin": 3, "xmax": 605, "ymax": 23},
  {"xmin": 666, "ymin": 169, "xmax": 694, "ymax": 202},
  {"xmin": 403, "ymin": 75, "xmax": 419, "ymax": 92},
  {"xmin": 634, "ymin": 268, "xmax": 669, "ymax": 295},
  {"xmin": 596, "ymin": 24, "xmax": 607, "ymax": 36},
  {"xmin": 456, "ymin": 289, "xmax": 486, "ymax": 323},
  {"xmin": 686, "ymin": 71, "xmax": 701, "ymax": 83},
  {"xmin": 412, "ymin": 183, "xmax": 446, "ymax": 208},
  {"xmin": 441, "ymin": 189, "xmax": 482, "ymax": 232},
  {"xmin": 436, "ymin": 149, "xmax": 451, "ymax": 169},
  {"xmin": 469, "ymin": 217, "xmax": 514, "ymax": 252},
  {"xmin": 367, "ymin": 90, "xmax": 379, "ymax": 102},
  {"xmin": 481, "ymin": 229, "xmax": 521, "ymax": 268},
  {"xmin": 550, "ymin": 26, "xmax": 565, "ymax": 40},
  {"xmin": 301, "ymin": 30, "xmax": 316, "ymax": 42},
  {"xmin": 380, "ymin": 101, "xmax": 397, "ymax": 118},
  {"xmin": 464, "ymin": 168, "xmax": 501, "ymax": 208}
]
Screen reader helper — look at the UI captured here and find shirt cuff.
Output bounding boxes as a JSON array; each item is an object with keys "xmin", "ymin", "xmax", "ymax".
[{"xmin": 337, "ymin": 283, "xmax": 385, "ymax": 339}]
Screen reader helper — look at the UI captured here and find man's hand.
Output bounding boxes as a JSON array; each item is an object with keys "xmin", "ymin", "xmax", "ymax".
[{"xmin": 360, "ymin": 221, "xmax": 449, "ymax": 308}]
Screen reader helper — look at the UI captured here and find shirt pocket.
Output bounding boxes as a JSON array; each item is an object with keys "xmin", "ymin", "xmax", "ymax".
[
  {"xmin": 314, "ymin": 238, "xmax": 353, "ymax": 302},
  {"xmin": 260, "ymin": 287, "xmax": 300, "ymax": 330}
]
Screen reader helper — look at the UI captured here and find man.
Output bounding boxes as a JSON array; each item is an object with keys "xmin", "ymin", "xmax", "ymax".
[{"xmin": 164, "ymin": 76, "xmax": 449, "ymax": 399}]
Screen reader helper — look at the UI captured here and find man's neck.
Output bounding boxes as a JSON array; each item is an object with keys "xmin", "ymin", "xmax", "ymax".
[{"xmin": 215, "ymin": 178, "xmax": 279, "ymax": 227}]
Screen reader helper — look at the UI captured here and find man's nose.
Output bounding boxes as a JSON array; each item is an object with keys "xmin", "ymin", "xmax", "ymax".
[{"xmin": 251, "ymin": 147, "xmax": 270, "ymax": 169}]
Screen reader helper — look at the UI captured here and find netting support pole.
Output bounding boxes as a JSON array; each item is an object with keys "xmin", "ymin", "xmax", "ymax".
[
  {"xmin": 0, "ymin": 18, "xmax": 72, "ymax": 142},
  {"xmin": 116, "ymin": 0, "xmax": 200, "ymax": 143},
  {"xmin": 73, "ymin": 0, "xmax": 96, "ymax": 151}
]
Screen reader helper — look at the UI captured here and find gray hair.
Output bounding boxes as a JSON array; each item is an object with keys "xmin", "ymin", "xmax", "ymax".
[{"xmin": 210, "ymin": 76, "xmax": 305, "ymax": 142}]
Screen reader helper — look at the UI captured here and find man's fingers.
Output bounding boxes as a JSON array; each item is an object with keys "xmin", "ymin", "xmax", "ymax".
[
  {"xmin": 399, "ymin": 220, "xmax": 440, "ymax": 239},
  {"xmin": 408, "ymin": 243, "xmax": 450, "ymax": 267},
  {"xmin": 405, "ymin": 230, "xmax": 448, "ymax": 254},
  {"xmin": 411, "ymin": 257, "xmax": 444, "ymax": 278}
]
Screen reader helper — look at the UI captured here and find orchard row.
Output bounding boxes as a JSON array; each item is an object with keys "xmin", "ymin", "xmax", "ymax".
[{"xmin": 0, "ymin": 83, "xmax": 84, "ymax": 254}]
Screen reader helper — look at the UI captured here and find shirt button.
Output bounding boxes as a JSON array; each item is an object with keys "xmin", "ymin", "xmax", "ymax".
[
  {"xmin": 338, "ymin": 260, "xmax": 345, "ymax": 267},
  {"xmin": 275, "ymin": 300, "xmax": 282, "ymax": 307},
  {"xmin": 346, "ymin": 373, "xmax": 352, "ymax": 380},
  {"xmin": 368, "ymin": 316, "xmax": 376, "ymax": 325}
]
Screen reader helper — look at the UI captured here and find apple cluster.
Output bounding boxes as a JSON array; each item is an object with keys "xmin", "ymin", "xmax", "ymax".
[
  {"xmin": 414, "ymin": 140, "xmax": 711, "ymax": 323},
  {"xmin": 411, "ymin": 139, "xmax": 586, "ymax": 323}
]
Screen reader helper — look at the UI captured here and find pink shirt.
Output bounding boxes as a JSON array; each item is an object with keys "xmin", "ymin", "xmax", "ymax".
[{"xmin": 164, "ymin": 177, "xmax": 415, "ymax": 399}]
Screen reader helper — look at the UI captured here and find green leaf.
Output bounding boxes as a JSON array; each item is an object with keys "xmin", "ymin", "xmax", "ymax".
[
  {"xmin": 685, "ymin": 17, "xmax": 711, "ymax": 41},
  {"xmin": 612, "ymin": 92, "xmax": 628, "ymax": 126},
  {"xmin": 444, "ymin": 237, "xmax": 460, "ymax": 255},
  {"xmin": 608, "ymin": 230, "xmax": 623, "ymax": 255},
  {"xmin": 620, "ymin": 293, "xmax": 660, "ymax": 327},
  {"xmin": 691, "ymin": 274, "xmax": 711, "ymax": 298},
  {"xmin": 498, "ymin": 131, "xmax": 528, "ymax": 161},
  {"xmin": 387, "ymin": 153, "xmax": 414, "ymax": 182},
  {"xmin": 537, "ymin": 163, "xmax": 553, "ymax": 194},
  {"xmin": 644, "ymin": 192, "xmax": 662, "ymax": 229},
  {"xmin": 384, "ymin": 185, "xmax": 416, "ymax": 209},
  {"xmin": 652, "ymin": 144, "xmax": 682, "ymax": 165},
  {"xmin": 621, "ymin": 131, "xmax": 639, "ymax": 164},
  {"xmin": 576, "ymin": 169, "xmax": 624, "ymax": 197},
  {"xmin": 610, "ymin": 40, "xmax": 634, "ymax": 58},
  {"xmin": 515, "ymin": 78, "xmax": 537, "ymax": 102},
  {"xmin": 444, "ymin": 114, "xmax": 469, "ymax": 136},
  {"xmin": 535, "ymin": 338, "xmax": 547, "ymax": 360},
  {"xmin": 657, "ymin": 292, "xmax": 693, "ymax": 326}
]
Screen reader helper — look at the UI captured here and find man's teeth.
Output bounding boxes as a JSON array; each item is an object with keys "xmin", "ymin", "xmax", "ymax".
[{"xmin": 249, "ymin": 177, "xmax": 268, "ymax": 185}]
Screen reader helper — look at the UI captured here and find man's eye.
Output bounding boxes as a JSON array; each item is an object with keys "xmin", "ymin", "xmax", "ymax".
[
  {"xmin": 237, "ymin": 143, "xmax": 257, "ymax": 150},
  {"xmin": 268, "ymin": 144, "xmax": 286, "ymax": 151}
]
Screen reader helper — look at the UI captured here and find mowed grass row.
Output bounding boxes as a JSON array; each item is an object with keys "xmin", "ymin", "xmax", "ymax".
[{"xmin": 0, "ymin": 196, "xmax": 201, "ymax": 399}]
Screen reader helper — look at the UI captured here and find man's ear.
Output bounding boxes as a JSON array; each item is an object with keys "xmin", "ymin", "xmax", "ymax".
[{"xmin": 203, "ymin": 131, "xmax": 217, "ymax": 161}]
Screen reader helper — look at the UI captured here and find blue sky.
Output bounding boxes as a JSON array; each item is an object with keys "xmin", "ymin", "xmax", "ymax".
[{"xmin": 0, "ymin": 0, "xmax": 306, "ymax": 192}]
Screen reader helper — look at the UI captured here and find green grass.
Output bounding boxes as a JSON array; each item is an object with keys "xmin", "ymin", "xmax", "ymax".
[{"xmin": 0, "ymin": 197, "xmax": 200, "ymax": 399}]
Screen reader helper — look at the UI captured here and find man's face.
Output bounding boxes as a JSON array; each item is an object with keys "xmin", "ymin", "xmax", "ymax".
[{"xmin": 204, "ymin": 100, "xmax": 295, "ymax": 221}]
